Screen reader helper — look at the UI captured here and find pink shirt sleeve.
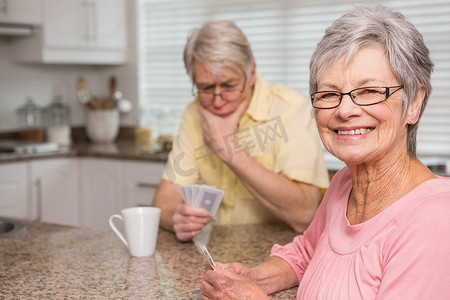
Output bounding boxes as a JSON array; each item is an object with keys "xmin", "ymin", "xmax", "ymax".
[{"xmin": 270, "ymin": 174, "xmax": 336, "ymax": 281}]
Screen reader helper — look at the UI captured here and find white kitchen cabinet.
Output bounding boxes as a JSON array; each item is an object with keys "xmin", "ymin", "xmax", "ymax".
[
  {"xmin": 80, "ymin": 158, "xmax": 165, "ymax": 229},
  {"xmin": 80, "ymin": 158, "xmax": 122, "ymax": 229},
  {"xmin": 29, "ymin": 158, "xmax": 80, "ymax": 226},
  {"xmin": 12, "ymin": 0, "xmax": 127, "ymax": 64},
  {"xmin": 0, "ymin": 162, "xmax": 29, "ymax": 219},
  {"xmin": 0, "ymin": 0, "xmax": 41, "ymax": 25},
  {"xmin": 0, "ymin": 157, "xmax": 165, "ymax": 229},
  {"xmin": 123, "ymin": 161, "xmax": 164, "ymax": 208}
]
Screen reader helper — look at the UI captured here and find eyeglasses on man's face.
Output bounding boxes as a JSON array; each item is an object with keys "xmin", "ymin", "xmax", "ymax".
[
  {"xmin": 311, "ymin": 85, "xmax": 404, "ymax": 109},
  {"xmin": 192, "ymin": 78, "xmax": 247, "ymax": 102}
]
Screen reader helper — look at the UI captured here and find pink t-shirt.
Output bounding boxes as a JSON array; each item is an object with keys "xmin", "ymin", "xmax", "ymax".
[{"xmin": 271, "ymin": 167, "xmax": 450, "ymax": 299}]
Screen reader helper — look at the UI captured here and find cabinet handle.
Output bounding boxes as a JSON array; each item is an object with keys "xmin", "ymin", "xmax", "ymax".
[
  {"xmin": 136, "ymin": 182, "xmax": 159, "ymax": 188},
  {"xmin": 82, "ymin": 0, "xmax": 90, "ymax": 41},
  {"xmin": 0, "ymin": 0, "xmax": 8, "ymax": 14},
  {"xmin": 36, "ymin": 179, "xmax": 42, "ymax": 222},
  {"xmin": 90, "ymin": 0, "xmax": 97, "ymax": 41}
]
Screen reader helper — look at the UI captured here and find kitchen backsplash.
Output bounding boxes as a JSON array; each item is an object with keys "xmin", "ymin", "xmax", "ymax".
[{"xmin": 0, "ymin": 33, "xmax": 137, "ymax": 133}]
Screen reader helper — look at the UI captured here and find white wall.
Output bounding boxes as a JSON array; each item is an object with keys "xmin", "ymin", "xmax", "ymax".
[{"xmin": 0, "ymin": 0, "xmax": 138, "ymax": 131}]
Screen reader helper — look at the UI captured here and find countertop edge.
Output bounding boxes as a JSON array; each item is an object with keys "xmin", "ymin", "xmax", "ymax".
[{"xmin": 0, "ymin": 142, "xmax": 168, "ymax": 163}]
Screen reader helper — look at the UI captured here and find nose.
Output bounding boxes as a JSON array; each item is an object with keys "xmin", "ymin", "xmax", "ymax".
[
  {"xmin": 212, "ymin": 85, "xmax": 224, "ymax": 100},
  {"xmin": 341, "ymin": 92, "xmax": 356, "ymax": 104},
  {"xmin": 335, "ymin": 93, "xmax": 361, "ymax": 119},
  {"xmin": 212, "ymin": 92, "xmax": 226, "ymax": 108}
]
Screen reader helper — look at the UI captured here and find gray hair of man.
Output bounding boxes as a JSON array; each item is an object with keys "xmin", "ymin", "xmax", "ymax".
[
  {"xmin": 183, "ymin": 20, "xmax": 255, "ymax": 84},
  {"xmin": 309, "ymin": 5, "xmax": 434, "ymax": 158}
]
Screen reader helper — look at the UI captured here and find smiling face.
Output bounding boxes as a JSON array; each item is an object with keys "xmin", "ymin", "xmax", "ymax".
[
  {"xmin": 315, "ymin": 46, "xmax": 419, "ymax": 166},
  {"xmin": 193, "ymin": 60, "xmax": 255, "ymax": 117}
]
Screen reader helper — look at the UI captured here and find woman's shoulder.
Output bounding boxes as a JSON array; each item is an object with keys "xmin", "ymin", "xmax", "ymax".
[
  {"xmin": 410, "ymin": 176, "xmax": 450, "ymax": 203},
  {"xmin": 395, "ymin": 177, "xmax": 450, "ymax": 231},
  {"xmin": 328, "ymin": 167, "xmax": 352, "ymax": 189}
]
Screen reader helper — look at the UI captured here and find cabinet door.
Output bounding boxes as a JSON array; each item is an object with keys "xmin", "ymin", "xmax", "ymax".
[
  {"xmin": 80, "ymin": 158, "xmax": 122, "ymax": 229},
  {"xmin": 43, "ymin": 0, "xmax": 126, "ymax": 49},
  {"xmin": 0, "ymin": 0, "xmax": 41, "ymax": 25},
  {"xmin": 30, "ymin": 158, "xmax": 80, "ymax": 226},
  {"xmin": 13, "ymin": 0, "xmax": 127, "ymax": 64},
  {"xmin": 43, "ymin": 0, "xmax": 89, "ymax": 48},
  {"xmin": 0, "ymin": 162, "xmax": 28, "ymax": 219},
  {"xmin": 123, "ymin": 161, "xmax": 165, "ymax": 208},
  {"xmin": 93, "ymin": 0, "xmax": 126, "ymax": 49}
]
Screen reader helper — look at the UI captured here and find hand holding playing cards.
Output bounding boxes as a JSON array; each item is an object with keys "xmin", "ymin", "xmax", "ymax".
[
  {"xmin": 175, "ymin": 184, "xmax": 224, "ymax": 241},
  {"xmin": 172, "ymin": 204, "xmax": 211, "ymax": 242}
]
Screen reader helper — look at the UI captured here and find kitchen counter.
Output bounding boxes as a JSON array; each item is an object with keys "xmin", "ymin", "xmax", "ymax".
[
  {"xmin": 1, "ymin": 135, "xmax": 449, "ymax": 177},
  {"xmin": 74, "ymin": 140, "xmax": 168, "ymax": 162},
  {"xmin": 2, "ymin": 141, "xmax": 449, "ymax": 177},
  {"xmin": 0, "ymin": 140, "xmax": 168, "ymax": 163},
  {"xmin": 0, "ymin": 220, "xmax": 298, "ymax": 299}
]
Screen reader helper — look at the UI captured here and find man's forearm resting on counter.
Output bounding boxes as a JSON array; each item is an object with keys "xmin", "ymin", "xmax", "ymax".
[{"xmin": 216, "ymin": 136, "xmax": 321, "ymax": 233}]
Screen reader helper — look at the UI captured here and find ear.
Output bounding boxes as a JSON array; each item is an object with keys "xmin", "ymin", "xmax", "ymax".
[
  {"xmin": 248, "ymin": 61, "xmax": 257, "ymax": 87},
  {"xmin": 406, "ymin": 86, "xmax": 426, "ymax": 125}
]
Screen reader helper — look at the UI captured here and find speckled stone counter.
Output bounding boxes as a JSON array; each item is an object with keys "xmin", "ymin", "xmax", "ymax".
[
  {"xmin": 0, "ymin": 140, "xmax": 168, "ymax": 163},
  {"xmin": 0, "ymin": 221, "xmax": 299, "ymax": 299},
  {"xmin": 73, "ymin": 141, "xmax": 168, "ymax": 162}
]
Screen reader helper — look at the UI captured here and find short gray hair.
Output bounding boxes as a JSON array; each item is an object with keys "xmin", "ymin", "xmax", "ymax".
[
  {"xmin": 183, "ymin": 21, "xmax": 254, "ymax": 83},
  {"xmin": 309, "ymin": 5, "xmax": 434, "ymax": 157}
]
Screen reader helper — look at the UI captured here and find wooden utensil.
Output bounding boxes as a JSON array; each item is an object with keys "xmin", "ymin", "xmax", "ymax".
[
  {"xmin": 104, "ymin": 76, "xmax": 117, "ymax": 109},
  {"xmin": 77, "ymin": 77, "xmax": 93, "ymax": 109},
  {"xmin": 110, "ymin": 76, "xmax": 132, "ymax": 113}
]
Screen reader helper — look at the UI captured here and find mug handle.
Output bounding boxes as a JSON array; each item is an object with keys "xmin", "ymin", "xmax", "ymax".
[{"xmin": 109, "ymin": 214, "xmax": 128, "ymax": 247}]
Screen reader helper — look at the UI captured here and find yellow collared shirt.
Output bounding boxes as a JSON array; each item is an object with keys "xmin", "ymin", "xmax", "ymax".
[{"xmin": 163, "ymin": 73, "xmax": 329, "ymax": 225}]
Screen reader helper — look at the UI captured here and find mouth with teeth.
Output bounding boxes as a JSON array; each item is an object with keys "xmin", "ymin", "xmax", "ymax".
[{"xmin": 337, "ymin": 128, "xmax": 374, "ymax": 135}]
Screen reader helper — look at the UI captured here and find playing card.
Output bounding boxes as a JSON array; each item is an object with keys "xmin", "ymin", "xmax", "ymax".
[
  {"xmin": 196, "ymin": 187, "xmax": 224, "ymax": 216},
  {"xmin": 178, "ymin": 185, "xmax": 189, "ymax": 204},
  {"xmin": 179, "ymin": 184, "xmax": 224, "ymax": 216},
  {"xmin": 193, "ymin": 184, "xmax": 201, "ymax": 205},
  {"xmin": 200, "ymin": 244, "xmax": 216, "ymax": 270}
]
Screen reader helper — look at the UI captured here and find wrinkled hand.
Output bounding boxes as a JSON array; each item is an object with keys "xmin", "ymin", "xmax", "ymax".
[
  {"xmin": 172, "ymin": 204, "xmax": 211, "ymax": 241},
  {"xmin": 201, "ymin": 263, "xmax": 269, "ymax": 300},
  {"xmin": 198, "ymin": 101, "xmax": 248, "ymax": 163}
]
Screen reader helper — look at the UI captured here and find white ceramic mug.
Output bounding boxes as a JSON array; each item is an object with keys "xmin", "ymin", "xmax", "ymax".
[{"xmin": 109, "ymin": 207, "xmax": 161, "ymax": 257}]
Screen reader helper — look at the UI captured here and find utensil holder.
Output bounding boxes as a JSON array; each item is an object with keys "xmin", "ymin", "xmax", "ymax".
[{"xmin": 86, "ymin": 109, "xmax": 119, "ymax": 143}]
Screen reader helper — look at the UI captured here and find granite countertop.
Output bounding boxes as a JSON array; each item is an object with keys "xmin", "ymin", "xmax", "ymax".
[
  {"xmin": 0, "ymin": 220, "xmax": 299, "ymax": 299},
  {"xmin": 74, "ymin": 140, "xmax": 168, "ymax": 162},
  {"xmin": 0, "ymin": 140, "xmax": 168, "ymax": 163}
]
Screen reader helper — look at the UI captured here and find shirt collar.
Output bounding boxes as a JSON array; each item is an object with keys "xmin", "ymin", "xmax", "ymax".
[{"xmin": 245, "ymin": 72, "xmax": 271, "ymax": 122}]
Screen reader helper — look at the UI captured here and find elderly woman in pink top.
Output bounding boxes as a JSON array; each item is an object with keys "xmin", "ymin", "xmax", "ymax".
[{"xmin": 201, "ymin": 5, "xmax": 450, "ymax": 299}]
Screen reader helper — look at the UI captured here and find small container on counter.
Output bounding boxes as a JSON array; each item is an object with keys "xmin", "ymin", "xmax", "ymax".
[
  {"xmin": 86, "ymin": 109, "xmax": 119, "ymax": 144},
  {"xmin": 135, "ymin": 127, "xmax": 152, "ymax": 145},
  {"xmin": 135, "ymin": 127, "xmax": 154, "ymax": 153},
  {"xmin": 43, "ymin": 95, "xmax": 72, "ymax": 147},
  {"xmin": 16, "ymin": 97, "xmax": 44, "ymax": 142}
]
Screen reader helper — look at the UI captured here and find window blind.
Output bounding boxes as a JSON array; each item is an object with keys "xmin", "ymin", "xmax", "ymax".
[{"xmin": 136, "ymin": 0, "xmax": 450, "ymax": 157}]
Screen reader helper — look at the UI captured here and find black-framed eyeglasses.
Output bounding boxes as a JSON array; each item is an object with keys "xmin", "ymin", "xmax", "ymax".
[
  {"xmin": 192, "ymin": 77, "xmax": 247, "ymax": 102},
  {"xmin": 311, "ymin": 85, "xmax": 404, "ymax": 109}
]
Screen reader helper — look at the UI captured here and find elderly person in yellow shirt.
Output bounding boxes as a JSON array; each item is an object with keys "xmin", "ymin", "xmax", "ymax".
[{"xmin": 153, "ymin": 20, "xmax": 329, "ymax": 242}]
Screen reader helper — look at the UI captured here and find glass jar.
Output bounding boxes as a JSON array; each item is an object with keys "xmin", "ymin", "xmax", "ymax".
[
  {"xmin": 43, "ymin": 96, "xmax": 71, "ymax": 147},
  {"xmin": 17, "ymin": 97, "xmax": 42, "ymax": 128},
  {"xmin": 16, "ymin": 97, "xmax": 44, "ymax": 141}
]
